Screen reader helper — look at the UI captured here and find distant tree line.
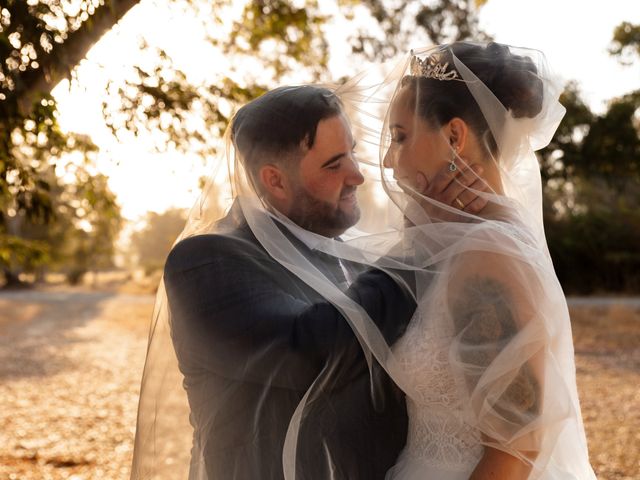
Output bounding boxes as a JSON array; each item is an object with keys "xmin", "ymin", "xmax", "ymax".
[{"xmin": 540, "ymin": 22, "xmax": 640, "ymax": 292}]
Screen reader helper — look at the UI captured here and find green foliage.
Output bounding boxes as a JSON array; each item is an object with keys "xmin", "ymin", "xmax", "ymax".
[
  {"xmin": 6, "ymin": 160, "xmax": 123, "ymax": 285},
  {"xmin": 546, "ymin": 191, "xmax": 640, "ymax": 293},
  {"xmin": 102, "ymin": 0, "xmax": 337, "ymax": 157},
  {"xmin": 609, "ymin": 21, "xmax": 640, "ymax": 65},
  {"xmin": 0, "ymin": 234, "xmax": 50, "ymax": 286},
  {"xmin": 415, "ymin": 0, "xmax": 490, "ymax": 46},
  {"xmin": 1, "ymin": 0, "xmax": 139, "ymax": 112},
  {"xmin": 540, "ymin": 83, "xmax": 640, "ymax": 207},
  {"xmin": 0, "ymin": 1, "xmax": 126, "ymax": 286},
  {"xmin": 226, "ymin": 0, "xmax": 329, "ymax": 78},
  {"xmin": 539, "ymin": 25, "xmax": 640, "ymax": 292},
  {"xmin": 539, "ymin": 82, "xmax": 594, "ymax": 185},
  {"xmin": 102, "ymin": 45, "xmax": 269, "ymax": 159},
  {"xmin": 579, "ymin": 92, "xmax": 640, "ymax": 190},
  {"xmin": 0, "ymin": 90, "xmax": 98, "ymax": 285},
  {"xmin": 339, "ymin": 0, "xmax": 489, "ymax": 61},
  {"xmin": 103, "ymin": 0, "xmax": 487, "ymax": 157}
]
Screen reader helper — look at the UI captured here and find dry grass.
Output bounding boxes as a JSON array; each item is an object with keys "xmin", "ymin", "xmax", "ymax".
[
  {"xmin": 0, "ymin": 281, "xmax": 638, "ymax": 479},
  {"xmin": 570, "ymin": 302, "xmax": 640, "ymax": 479}
]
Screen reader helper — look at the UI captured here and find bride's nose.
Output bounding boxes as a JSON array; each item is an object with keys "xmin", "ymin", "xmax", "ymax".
[{"xmin": 383, "ymin": 149, "xmax": 395, "ymax": 169}]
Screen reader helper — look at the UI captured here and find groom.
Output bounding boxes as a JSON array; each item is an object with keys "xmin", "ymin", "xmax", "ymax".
[{"xmin": 164, "ymin": 85, "xmax": 485, "ymax": 479}]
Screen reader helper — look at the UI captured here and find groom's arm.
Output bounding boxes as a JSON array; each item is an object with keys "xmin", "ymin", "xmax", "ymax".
[{"xmin": 164, "ymin": 234, "xmax": 415, "ymax": 390}]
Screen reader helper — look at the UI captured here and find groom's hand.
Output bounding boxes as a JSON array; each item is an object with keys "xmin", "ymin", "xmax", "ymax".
[{"xmin": 416, "ymin": 163, "xmax": 489, "ymax": 215}]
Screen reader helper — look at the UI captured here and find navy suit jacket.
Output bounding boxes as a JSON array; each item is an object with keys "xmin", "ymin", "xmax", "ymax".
[{"xmin": 164, "ymin": 209, "xmax": 416, "ymax": 479}]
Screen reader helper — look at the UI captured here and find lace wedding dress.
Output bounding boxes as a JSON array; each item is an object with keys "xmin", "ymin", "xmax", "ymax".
[{"xmin": 387, "ymin": 295, "xmax": 484, "ymax": 480}]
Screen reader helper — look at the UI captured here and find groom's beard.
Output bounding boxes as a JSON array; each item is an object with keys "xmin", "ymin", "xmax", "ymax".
[{"xmin": 288, "ymin": 185, "xmax": 361, "ymax": 237}]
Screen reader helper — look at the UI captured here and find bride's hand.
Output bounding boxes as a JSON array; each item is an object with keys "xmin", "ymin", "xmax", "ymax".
[{"xmin": 415, "ymin": 163, "xmax": 489, "ymax": 215}]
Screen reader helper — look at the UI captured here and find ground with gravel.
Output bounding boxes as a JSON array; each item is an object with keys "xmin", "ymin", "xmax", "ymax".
[{"xmin": 0, "ymin": 287, "xmax": 638, "ymax": 479}]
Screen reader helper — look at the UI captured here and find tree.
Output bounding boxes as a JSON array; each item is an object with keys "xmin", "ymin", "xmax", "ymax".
[
  {"xmin": 1, "ymin": 0, "xmax": 133, "ymax": 285},
  {"xmin": 129, "ymin": 208, "xmax": 187, "ymax": 274},
  {"xmin": 5, "ymin": 152, "xmax": 123, "ymax": 284},
  {"xmin": 540, "ymin": 21, "xmax": 640, "ymax": 293},
  {"xmin": 1, "ymin": 0, "xmax": 140, "ymax": 114},
  {"xmin": 56, "ymin": 168, "xmax": 123, "ymax": 283},
  {"xmin": 579, "ymin": 92, "xmax": 640, "ymax": 191},
  {"xmin": 609, "ymin": 21, "xmax": 640, "ymax": 66},
  {"xmin": 336, "ymin": 0, "xmax": 490, "ymax": 61}
]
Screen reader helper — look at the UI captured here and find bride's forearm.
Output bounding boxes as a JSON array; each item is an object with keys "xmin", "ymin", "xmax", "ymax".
[{"xmin": 469, "ymin": 446, "xmax": 531, "ymax": 480}]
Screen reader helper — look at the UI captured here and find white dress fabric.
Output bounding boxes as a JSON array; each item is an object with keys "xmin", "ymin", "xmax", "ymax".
[{"xmin": 389, "ymin": 290, "xmax": 483, "ymax": 480}]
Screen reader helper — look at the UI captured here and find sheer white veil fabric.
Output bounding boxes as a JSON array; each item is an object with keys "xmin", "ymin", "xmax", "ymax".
[{"xmin": 130, "ymin": 42, "xmax": 595, "ymax": 480}]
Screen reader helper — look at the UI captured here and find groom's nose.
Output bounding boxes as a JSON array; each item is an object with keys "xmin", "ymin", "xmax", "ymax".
[
  {"xmin": 345, "ymin": 167, "xmax": 365, "ymax": 186},
  {"xmin": 344, "ymin": 157, "xmax": 365, "ymax": 186}
]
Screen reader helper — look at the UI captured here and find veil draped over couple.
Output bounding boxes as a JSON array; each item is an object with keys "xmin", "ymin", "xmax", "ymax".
[{"xmin": 130, "ymin": 42, "xmax": 597, "ymax": 480}]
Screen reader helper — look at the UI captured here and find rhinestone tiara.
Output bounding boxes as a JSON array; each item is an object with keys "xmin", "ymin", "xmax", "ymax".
[{"xmin": 409, "ymin": 52, "xmax": 459, "ymax": 81}]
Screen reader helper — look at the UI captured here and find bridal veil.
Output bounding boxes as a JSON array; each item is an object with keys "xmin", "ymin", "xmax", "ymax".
[{"xmin": 131, "ymin": 42, "xmax": 595, "ymax": 480}]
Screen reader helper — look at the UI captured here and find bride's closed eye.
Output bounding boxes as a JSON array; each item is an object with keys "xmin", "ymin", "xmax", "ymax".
[{"xmin": 390, "ymin": 127, "xmax": 406, "ymax": 144}]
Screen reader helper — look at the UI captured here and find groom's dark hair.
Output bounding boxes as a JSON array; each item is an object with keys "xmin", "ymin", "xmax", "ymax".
[{"xmin": 230, "ymin": 85, "xmax": 344, "ymax": 180}]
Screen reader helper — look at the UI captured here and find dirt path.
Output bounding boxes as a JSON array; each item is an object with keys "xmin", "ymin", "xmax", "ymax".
[
  {"xmin": 0, "ymin": 289, "xmax": 153, "ymax": 480},
  {"xmin": 0, "ymin": 289, "xmax": 638, "ymax": 479}
]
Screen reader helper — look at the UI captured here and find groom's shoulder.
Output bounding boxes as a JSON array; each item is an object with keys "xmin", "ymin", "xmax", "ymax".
[{"xmin": 165, "ymin": 231, "xmax": 263, "ymax": 274}]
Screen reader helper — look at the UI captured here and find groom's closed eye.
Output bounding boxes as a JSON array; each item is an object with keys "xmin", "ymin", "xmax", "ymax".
[
  {"xmin": 322, "ymin": 142, "xmax": 357, "ymax": 170},
  {"xmin": 322, "ymin": 156, "xmax": 343, "ymax": 170}
]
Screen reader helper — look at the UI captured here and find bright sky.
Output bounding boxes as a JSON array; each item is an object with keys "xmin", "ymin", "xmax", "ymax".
[
  {"xmin": 52, "ymin": 0, "xmax": 640, "ymax": 222},
  {"xmin": 478, "ymin": 0, "xmax": 640, "ymax": 113}
]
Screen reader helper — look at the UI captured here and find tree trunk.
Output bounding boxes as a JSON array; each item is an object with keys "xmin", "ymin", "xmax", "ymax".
[
  {"xmin": 2, "ymin": 269, "xmax": 27, "ymax": 289},
  {"xmin": 15, "ymin": 0, "xmax": 142, "ymax": 114}
]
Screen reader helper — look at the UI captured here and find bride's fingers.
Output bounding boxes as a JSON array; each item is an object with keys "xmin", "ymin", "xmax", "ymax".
[
  {"xmin": 456, "ymin": 177, "xmax": 490, "ymax": 208},
  {"xmin": 463, "ymin": 197, "xmax": 486, "ymax": 214},
  {"xmin": 414, "ymin": 163, "xmax": 486, "ymax": 216},
  {"xmin": 462, "ymin": 188, "xmax": 489, "ymax": 213},
  {"xmin": 436, "ymin": 165, "xmax": 483, "ymax": 205},
  {"xmin": 425, "ymin": 163, "xmax": 462, "ymax": 196},
  {"xmin": 456, "ymin": 164, "xmax": 484, "ymax": 188}
]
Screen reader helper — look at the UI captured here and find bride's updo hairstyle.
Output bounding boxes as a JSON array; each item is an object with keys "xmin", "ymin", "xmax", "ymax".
[{"xmin": 402, "ymin": 42, "xmax": 544, "ymax": 157}]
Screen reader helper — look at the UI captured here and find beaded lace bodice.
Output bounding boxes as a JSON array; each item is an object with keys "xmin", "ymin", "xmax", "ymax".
[{"xmin": 393, "ymin": 301, "xmax": 484, "ymax": 471}]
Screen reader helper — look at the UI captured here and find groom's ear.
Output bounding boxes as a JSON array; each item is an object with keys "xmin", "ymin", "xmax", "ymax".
[
  {"xmin": 259, "ymin": 164, "xmax": 291, "ymax": 202},
  {"xmin": 446, "ymin": 117, "xmax": 469, "ymax": 152}
]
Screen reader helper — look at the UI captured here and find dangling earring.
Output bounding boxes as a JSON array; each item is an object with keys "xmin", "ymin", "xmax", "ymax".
[{"xmin": 448, "ymin": 146, "xmax": 458, "ymax": 172}]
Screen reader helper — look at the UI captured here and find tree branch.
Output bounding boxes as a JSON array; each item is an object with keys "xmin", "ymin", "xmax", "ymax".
[{"xmin": 15, "ymin": 0, "xmax": 141, "ymax": 114}]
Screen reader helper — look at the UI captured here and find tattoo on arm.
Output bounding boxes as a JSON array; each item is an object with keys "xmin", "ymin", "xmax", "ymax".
[{"xmin": 451, "ymin": 276, "xmax": 541, "ymax": 421}]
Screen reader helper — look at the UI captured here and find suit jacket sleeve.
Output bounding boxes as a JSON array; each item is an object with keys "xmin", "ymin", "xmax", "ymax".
[{"xmin": 164, "ymin": 234, "xmax": 415, "ymax": 391}]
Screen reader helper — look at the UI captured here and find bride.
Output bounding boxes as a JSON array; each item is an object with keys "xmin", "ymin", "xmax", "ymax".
[{"xmin": 374, "ymin": 42, "xmax": 596, "ymax": 479}]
